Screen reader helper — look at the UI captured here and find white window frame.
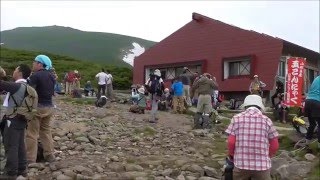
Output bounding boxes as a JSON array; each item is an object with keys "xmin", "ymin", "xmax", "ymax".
[
  {"xmin": 146, "ymin": 65, "xmax": 202, "ymax": 81},
  {"xmin": 223, "ymin": 57, "xmax": 251, "ymax": 79}
]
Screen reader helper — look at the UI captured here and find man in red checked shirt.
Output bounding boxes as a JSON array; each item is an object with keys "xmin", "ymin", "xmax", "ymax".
[{"xmin": 225, "ymin": 94, "xmax": 279, "ymax": 180}]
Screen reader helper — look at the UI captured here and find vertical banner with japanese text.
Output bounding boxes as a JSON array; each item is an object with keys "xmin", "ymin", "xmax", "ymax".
[{"xmin": 285, "ymin": 57, "xmax": 306, "ymax": 107}]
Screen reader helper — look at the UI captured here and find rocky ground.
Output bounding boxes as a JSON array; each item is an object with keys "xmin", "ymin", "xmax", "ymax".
[{"xmin": 0, "ymin": 93, "xmax": 319, "ymax": 180}]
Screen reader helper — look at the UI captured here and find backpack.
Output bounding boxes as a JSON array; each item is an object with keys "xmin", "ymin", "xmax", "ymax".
[
  {"xmin": 7, "ymin": 83, "xmax": 38, "ymax": 121},
  {"xmin": 66, "ymin": 72, "xmax": 75, "ymax": 82},
  {"xmin": 95, "ymin": 95, "xmax": 107, "ymax": 107},
  {"xmin": 71, "ymin": 89, "xmax": 82, "ymax": 98},
  {"xmin": 149, "ymin": 77, "xmax": 163, "ymax": 96}
]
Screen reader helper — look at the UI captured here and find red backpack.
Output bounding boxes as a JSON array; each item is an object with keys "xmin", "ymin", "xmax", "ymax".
[{"xmin": 66, "ymin": 72, "xmax": 75, "ymax": 82}]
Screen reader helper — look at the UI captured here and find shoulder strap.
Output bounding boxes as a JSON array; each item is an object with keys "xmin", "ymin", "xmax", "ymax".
[
  {"xmin": 10, "ymin": 83, "xmax": 27, "ymax": 106},
  {"xmin": 10, "ymin": 94, "xmax": 19, "ymax": 107},
  {"xmin": 11, "ymin": 84, "xmax": 33, "ymax": 112},
  {"xmin": 24, "ymin": 85, "xmax": 32, "ymax": 112},
  {"xmin": 137, "ymin": 97, "xmax": 143, "ymax": 103}
]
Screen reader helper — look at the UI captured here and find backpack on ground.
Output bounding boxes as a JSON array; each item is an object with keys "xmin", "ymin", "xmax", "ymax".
[
  {"xmin": 71, "ymin": 89, "xmax": 82, "ymax": 98},
  {"xmin": 95, "ymin": 95, "xmax": 107, "ymax": 107},
  {"xmin": 7, "ymin": 83, "xmax": 38, "ymax": 121}
]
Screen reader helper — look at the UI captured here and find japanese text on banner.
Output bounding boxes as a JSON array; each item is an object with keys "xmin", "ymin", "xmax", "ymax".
[{"xmin": 285, "ymin": 57, "xmax": 305, "ymax": 107}]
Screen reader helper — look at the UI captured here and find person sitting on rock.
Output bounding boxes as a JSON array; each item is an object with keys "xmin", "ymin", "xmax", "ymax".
[
  {"xmin": 131, "ymin": 84, "xmax": 139, "ymax": 104},
  {"xmin": 129, "ymin": 87, "xmax": 147, "ymax": 114},
  {"xmin": 225, "ymin": 94, "xmax": 279, "ymax": 180},
  {"xmin": 84, "ymin": 81, "xmax": 95, "ymax": 96},
  {"xmin": 163, "ymin": 88, "xmax": 172, "ymax": 110}
]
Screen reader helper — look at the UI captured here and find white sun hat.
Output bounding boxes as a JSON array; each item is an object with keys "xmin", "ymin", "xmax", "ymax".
[
  {"xmin": 138, "ymin": 87, "xmax": 145, "ymax": 94},
  {"xmin": 154, "ymin": 69, "xmax": 161, "ymax": 77},
  {"xmin": 242, "ymin": 94, "xmax": 265, "ymax": 111}
]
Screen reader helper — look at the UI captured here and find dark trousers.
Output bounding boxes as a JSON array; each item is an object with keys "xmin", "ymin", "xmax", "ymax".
[
  {"xmin": 305, "ymin": 99, "xmax": 320, "ymax": 142},
  {"xmin": 271, "ymin": 91, "xmax": 282, "ymax": 107},
  {"xmin": 84, "ymin": 89, "xmax": 95, "ymax": 96},
  {"xmin": 3, "ymin": 117, "xmax": 27, "ymax": 176},
  {"xmin": 97, "ymin": 84, "xmax": 106, "ymax": 96},
  {"xmin": 306, "ymin": 117, "xmax": 320, "ymax": 142}
]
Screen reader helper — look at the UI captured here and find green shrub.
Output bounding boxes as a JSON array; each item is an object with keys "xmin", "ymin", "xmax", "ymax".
[{"xmin": 0, "ymin": 47, "xmax": 133, "ymax": 90}]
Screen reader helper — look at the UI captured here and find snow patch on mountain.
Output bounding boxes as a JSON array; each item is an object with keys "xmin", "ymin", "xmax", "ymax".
[{"xmin": 122, "ymin": 42, "xmax": 145, "ymax": 66}]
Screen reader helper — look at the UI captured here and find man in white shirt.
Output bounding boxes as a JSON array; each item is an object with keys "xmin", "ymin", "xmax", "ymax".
[
  {"xmin": 106, "ymin": 71, "xmax": 113, "ymax": 99},
  {"xmin": 95, "ymin": 68, "xmax": 108, "ymax": 96}
]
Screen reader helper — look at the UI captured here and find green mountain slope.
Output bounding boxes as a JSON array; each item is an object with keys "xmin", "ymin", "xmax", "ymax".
[
  {"xmin": 0, "ymin": 26, "xmax": 156, "ymax": 66},
  {"xmin": 0, "ymin": 47, "xmax": 132, "ymax": 89}
]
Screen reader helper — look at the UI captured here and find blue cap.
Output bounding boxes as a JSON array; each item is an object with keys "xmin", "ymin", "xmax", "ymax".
[{"xmin": 35, "ymin": 55, "xmax": 52, "ymax": 70}]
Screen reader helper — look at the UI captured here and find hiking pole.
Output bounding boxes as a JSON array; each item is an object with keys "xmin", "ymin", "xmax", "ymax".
[{"xmin": 292, "ymin": 139, "xmax": 318, "ymax": 154}]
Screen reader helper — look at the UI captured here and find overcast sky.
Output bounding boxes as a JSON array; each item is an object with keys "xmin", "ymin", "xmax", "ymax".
[{"xmin": 1, "ymin": 1, "xmax": 319, "ymax": 52}]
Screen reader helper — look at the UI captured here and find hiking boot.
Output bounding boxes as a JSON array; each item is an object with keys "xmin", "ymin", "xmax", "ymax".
[
  {"xmin": 294, "ymin": 139, "xmax": 312, "ymax": 149},
  {"xmin": 0, "ymin": 174, "xmax": 17, "ymax": 180},
  {"xmin": 44, "ymin": 154, "xmax": 56, "ymax": 163},
  {"xmin": 202, "ymin": 115, "xmax": 212, "ymax": 129},
  {"xmin": 1, "ymin": 171, "xmax": 18, "ymax": 180},
  {"xmin": 193, "ymin": 113, "xmax": 202, "ymax": 129},
  {"xmin": 18, "ymin": 169, "xmax": 28, "ymax": 177}
]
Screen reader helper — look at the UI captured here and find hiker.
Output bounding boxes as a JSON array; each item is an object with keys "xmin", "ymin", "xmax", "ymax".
[
  {"xmin": 192, "ymin": 73, "xmax": 218, "ymax": 129},
  {"xmin": 158, "ymin": 94, "xmax": 168, "ymax": 111},
  {"xmin": 302, "ymin": 75, "xmax": 320, "ymax": 148},
  {"xmin": 249, "ymin": 75, "xmax": 266, "ymax": 96},
  {"xmin": 95, "ymin": 68, "xmax": 108, "ymax": 97},
  {"xmin": 145, "ymin": 69, "xmax": 164, "ymax": 123},
  {"xmin": 106, "ymin": 70, "xmax": 114, "ymax": 99},
  {"xmin": 74, "ymin": 70, "xmax": 81, "ymax": 90},
  {"xmin": 62, "ymin": 71, "xmax": 68, "ymax": 92},
  {"xmin": 54, "ymin": 82, "xmax": 63, "ymax": 94},
  {"xmin": 0, "ymin": 65, "xmax": 32, "ymax": 179},
  {"xmin": 50, "ymin": 67, "xmax": 61, "ymax": 95},
  {"xmin": 171, "ymin": 77, "xmax": 185, "ymax": 113},
  {"xmin": 129, "ymin": 87, "xmax": 147, "ymax": 114},
  {"xmin": 163, "ymin": 88, "xmax": 172, "ymax": 110},
  {"xmin": 84, "ymin": 81, "xmax": 95, "ymax": 97},
  {"xmin": 180, "ymin": 67, "xmax": 192, "ymax": 106},
  {"xmin": 65, "ymin": 70, "xmax": 76, "ymax": 95},
  {"xmin": 225, "ymin": 94, "xmax": 279, "ymax": 180},
  {"xmin": 191, "ymin": 72, "xmax": 201, "ymax": 106},
  {"xmin": 191, "ymin": 72, "xmax": 200, "ymax": 106},
  {"xmin": 26, "ymin": 55, "xmax": 56, "ymax": 163},
  {"xmin": 273, "ymin": 93, "xmax": 289, "ymax": 123},
  {"xmin": 271, "ymin": 79, "xmax": 284, "ymax": 107}
]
